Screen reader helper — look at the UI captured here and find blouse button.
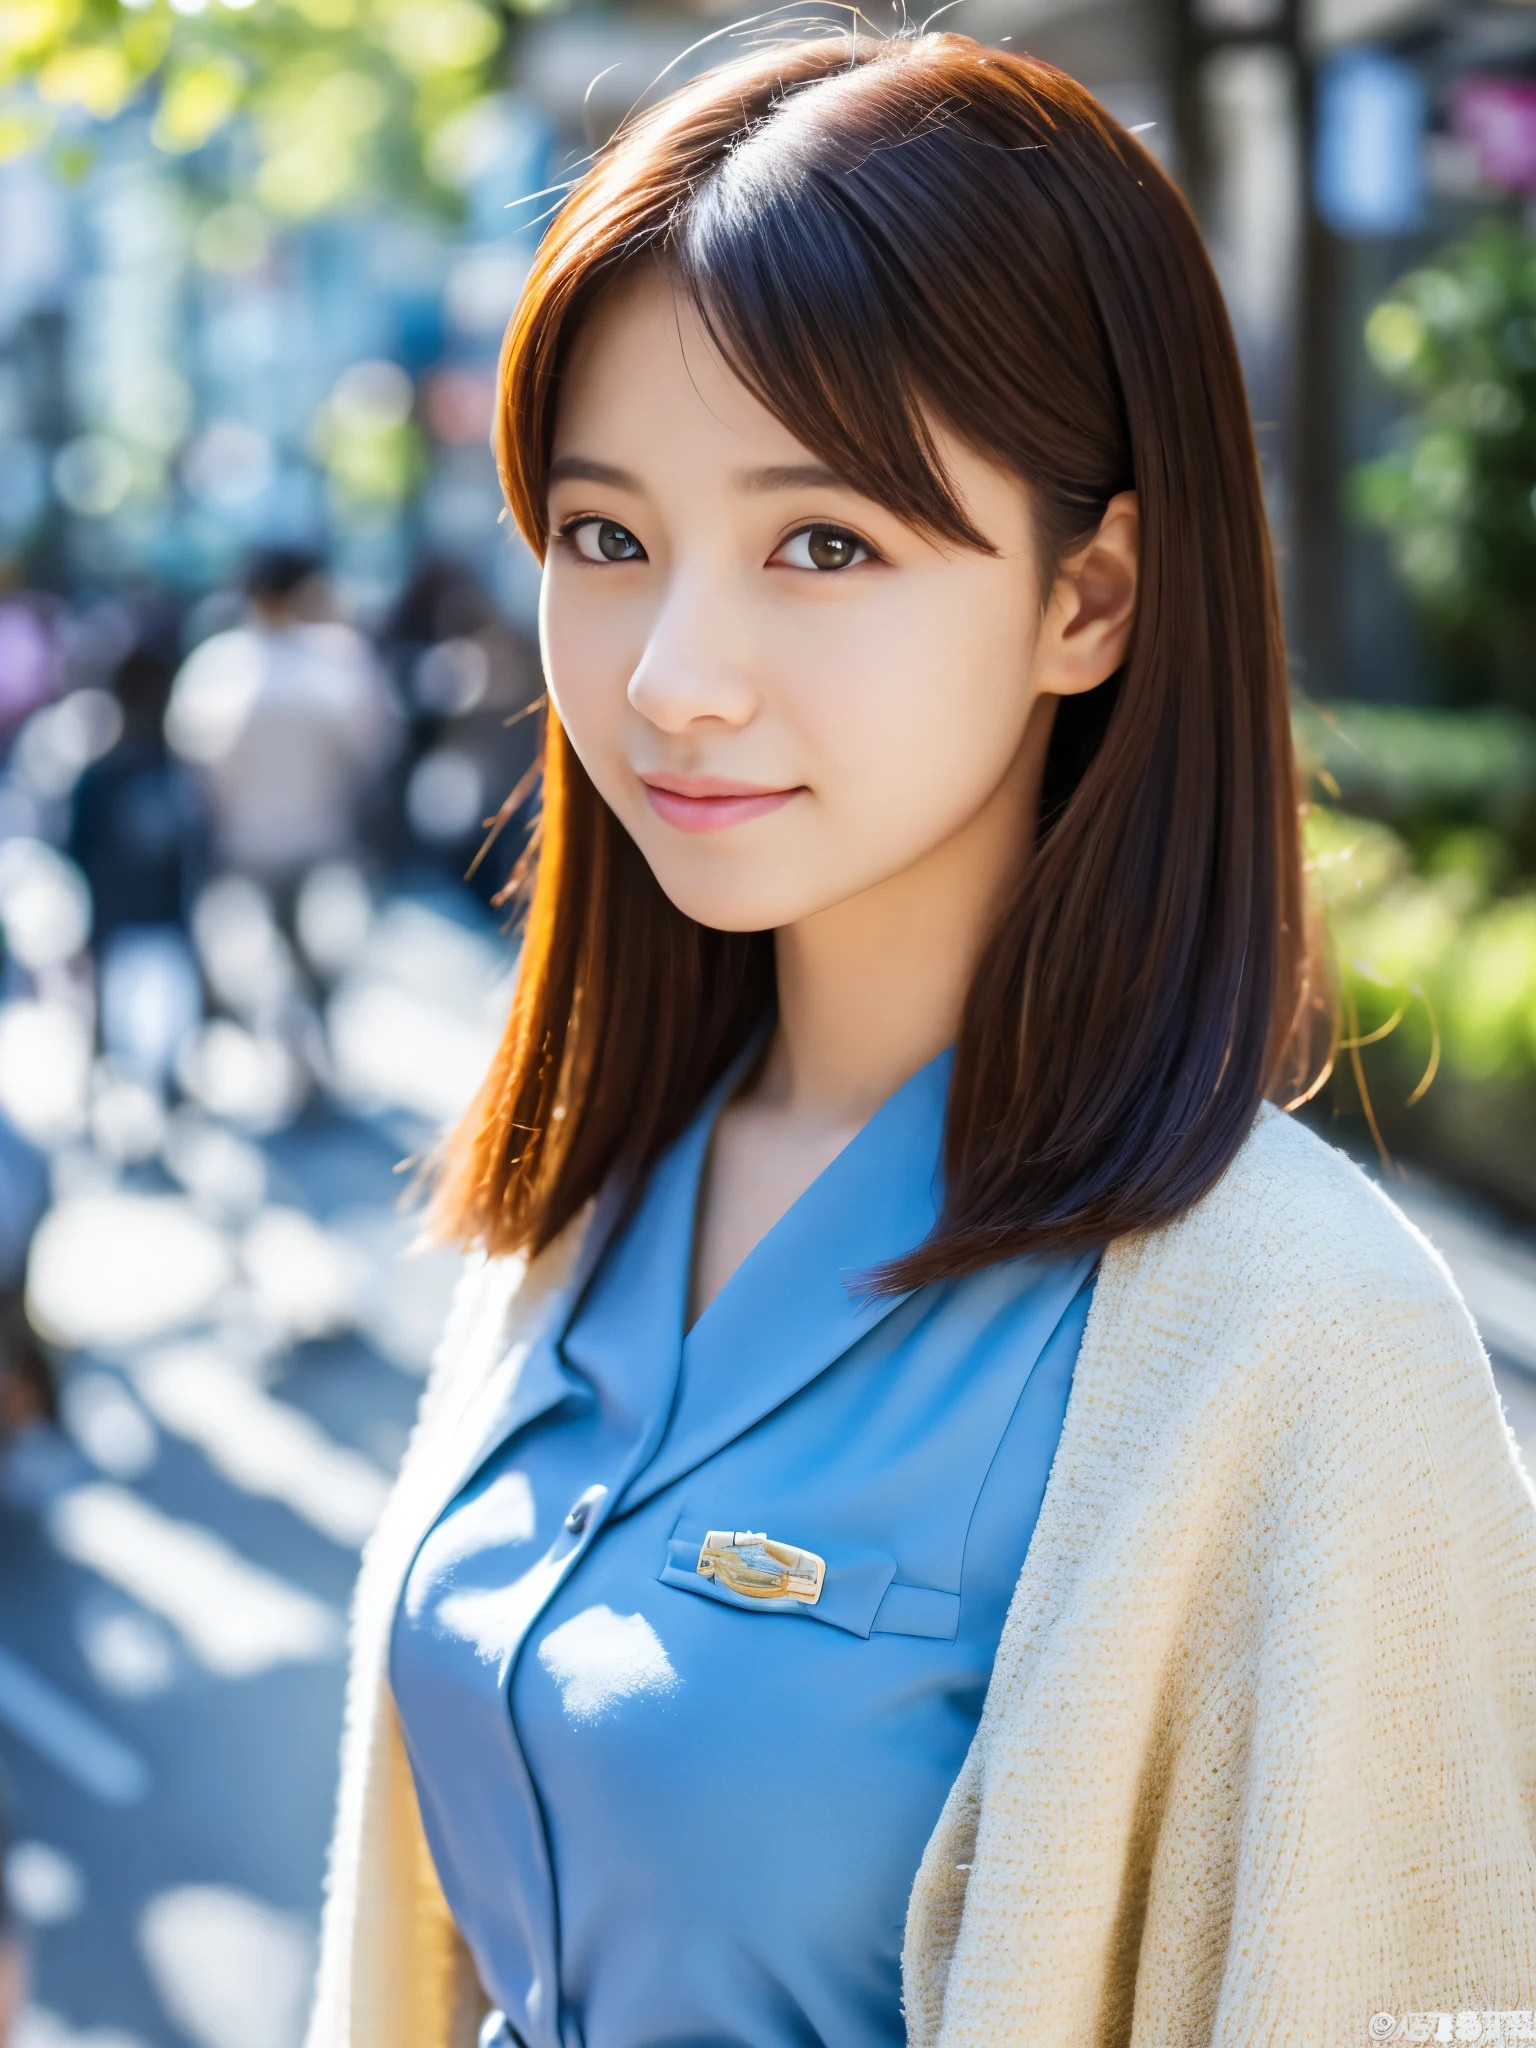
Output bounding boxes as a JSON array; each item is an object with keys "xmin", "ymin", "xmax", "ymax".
[{"xmin": 564, "ymin": 1484, "xmax": 605, "ymax": 1536}]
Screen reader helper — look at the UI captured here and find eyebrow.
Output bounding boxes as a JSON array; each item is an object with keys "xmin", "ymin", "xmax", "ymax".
[
  {"xmin": 739, "ymin": 462, "xmax": 851, "ymax": 494},
  {"xmin": 547, "ymin": 456, "xmax": 639, "ymax": 489},
  {"xmin": 545, "ymin": 455, "xmax": 855, "ymax": 496}
]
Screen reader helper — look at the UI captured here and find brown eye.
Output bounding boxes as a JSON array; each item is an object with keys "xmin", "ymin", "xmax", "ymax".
[
  {"xmin": 571, "ymin": 519, "xmax": 645, "ymax": 563},
  {"xmin": 809, "ymin": 529, "xmax": 855, "ymax": 569},
  {"xmin": 776, "ymin": 525, "xmax": 871, "ymax": 572}
]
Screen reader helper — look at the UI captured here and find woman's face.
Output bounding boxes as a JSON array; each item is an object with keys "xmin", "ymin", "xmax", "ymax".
[{"xmin": 540, "ymin": 267, "xmax": 1090, "ymax": 936}]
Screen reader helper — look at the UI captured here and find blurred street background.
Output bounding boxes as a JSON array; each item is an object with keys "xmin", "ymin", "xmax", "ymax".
[{"xmin": 0, "ymin": 0, "xmax": 1534, "ymax": 2040}]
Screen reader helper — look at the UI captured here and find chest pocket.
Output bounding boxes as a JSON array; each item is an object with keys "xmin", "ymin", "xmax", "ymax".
[{"xmin": 658, "ymin": 1515, "xmax": 959, "ymax": 1641}]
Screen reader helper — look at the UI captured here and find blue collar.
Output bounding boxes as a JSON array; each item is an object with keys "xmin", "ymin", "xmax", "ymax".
[{"xmin": 562, "ymin": 1044, "xmax": 955, "ymax": 1515}]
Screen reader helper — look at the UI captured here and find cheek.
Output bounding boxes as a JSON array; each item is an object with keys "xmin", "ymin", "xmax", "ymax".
[
  {"xmin": 539, "ymin": 570, "xmax": 638, "ymax": 776},
  {"xmin": 788, "ymin": 571, "xmax": 1039, "ymax": 841}
]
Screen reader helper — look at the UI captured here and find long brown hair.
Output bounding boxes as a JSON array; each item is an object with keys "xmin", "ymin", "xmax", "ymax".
[{"xmin": 434, "ymin": 28, "xmax": 1314, "ymax": 1289}]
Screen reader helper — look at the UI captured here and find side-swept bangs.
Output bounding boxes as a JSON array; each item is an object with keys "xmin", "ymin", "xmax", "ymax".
[{"xmin": 434, "ymin": 30, "xmax": 1316, "ymax": 1289}]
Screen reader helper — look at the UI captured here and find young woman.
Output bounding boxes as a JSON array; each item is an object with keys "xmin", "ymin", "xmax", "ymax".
[{"xmin": 308, "ymin": 31, "xmax": 1536, "ymax": 2048}]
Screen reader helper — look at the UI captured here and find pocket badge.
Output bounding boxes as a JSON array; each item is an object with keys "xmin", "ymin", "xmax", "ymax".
[{"xmin": 696, "ymin": 1530, "xmax": 826, "ymax": 1605}]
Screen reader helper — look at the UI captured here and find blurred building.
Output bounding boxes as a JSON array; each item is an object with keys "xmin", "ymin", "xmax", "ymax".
[
  {"xmin": 0, "ymin": 73, "xmax": 549, "ymax": 634},
  {"xmin": 0, "ymin": 0, "xmax": 1531, "ymax": 700}
]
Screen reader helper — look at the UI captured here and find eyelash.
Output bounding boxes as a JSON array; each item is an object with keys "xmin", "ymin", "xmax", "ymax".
[
  {"xmin": 555, "ymin": 516, "xmax": 644, "ymax": 563},
  {"xmin": 773, "ymin": 523, "xmax": 878, "ymax": 571},
  {"xmin": 554, "ymin": 516, "xmax": 882, "ymax": 572}
]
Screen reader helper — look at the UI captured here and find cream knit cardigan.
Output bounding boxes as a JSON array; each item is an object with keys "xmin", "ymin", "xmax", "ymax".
[{"xmin": 306, "ymin": 1106, "xmax": 1536, "ymax": 2048}]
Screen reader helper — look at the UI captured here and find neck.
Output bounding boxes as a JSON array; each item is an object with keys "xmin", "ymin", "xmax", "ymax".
[{"xmin": 759, "ymin": 697, "xmax": 1056, "ymax": 1127}]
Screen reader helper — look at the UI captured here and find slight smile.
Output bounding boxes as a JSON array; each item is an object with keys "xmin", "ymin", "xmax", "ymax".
[{"xmin": 639, "ymin": 773, "xmax": 804, "ymax": 834}]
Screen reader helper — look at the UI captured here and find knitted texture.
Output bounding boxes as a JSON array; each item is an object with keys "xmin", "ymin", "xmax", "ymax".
[{"xmin": 305, "ymin": 1109, "xmax": 1536, "ymax": 2048}]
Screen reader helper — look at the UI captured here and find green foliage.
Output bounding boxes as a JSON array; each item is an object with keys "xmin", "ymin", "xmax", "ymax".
[
  {"xmin": 1318, "ymin": 822, "xmax": 1536, "ymax": 1085},
  {"xmin": 1348, "ymin": 218, "xmax": 1536, "ymax": 700},
  {"xmin": 0, "ymin": 0, "xmax": 559, "ymax": 216},
  {"xmin": 1293, "ymin": 698, "xmax": 1536, "ymax": 831},
  {"xmin": 1296, "ymin": 701, "xmax": 1536, "ymax": 1090}
]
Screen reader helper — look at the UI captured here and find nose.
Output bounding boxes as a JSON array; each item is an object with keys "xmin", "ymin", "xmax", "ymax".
[{"xmin": 626, "ymin": 568, "xmax": 757, "ymax": 734}]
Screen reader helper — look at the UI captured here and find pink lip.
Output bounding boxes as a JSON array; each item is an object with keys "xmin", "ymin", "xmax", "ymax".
[{"xmin": 640, "ymin": 773, "xmax": 802, "ymax": 835}]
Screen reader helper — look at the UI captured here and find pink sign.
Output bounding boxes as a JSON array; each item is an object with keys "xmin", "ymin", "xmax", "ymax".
[{"xmin": 1451, "ymin": 77, "xmax": 1536, "ymax": 194}]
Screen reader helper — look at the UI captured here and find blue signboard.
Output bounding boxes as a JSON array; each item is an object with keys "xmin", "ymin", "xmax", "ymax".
[{"xmin": 1315, "ymin": 48, "xmax": 1426, "ymax": 237}]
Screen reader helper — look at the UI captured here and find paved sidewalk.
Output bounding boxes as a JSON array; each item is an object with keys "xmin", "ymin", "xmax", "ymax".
[{"xmin": 0, "ymin": 1110, "xmax": 452, "ymax": 2048}]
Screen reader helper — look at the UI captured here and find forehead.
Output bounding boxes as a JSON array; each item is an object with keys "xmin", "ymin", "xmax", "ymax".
[
  {"xmin": 550, "ymin": 265, "xmax": 814, "ymax": 470},
  {"xmin": 544, "ymin": 256, "xmax": 1031, "ymax": 558}
]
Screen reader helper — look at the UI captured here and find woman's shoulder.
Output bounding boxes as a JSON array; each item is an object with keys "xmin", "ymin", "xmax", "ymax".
[
  {"xmin": 1140, "ymin": 1101, "xmax": 1473, "ymax": 1319},
  {"xmin": 1096, "ymin": 1103, "xmax": 1494, "ymax": 1431},
  {"xmin": 1088, "ymin": 1107, "xmax": 1532, "ymax": 1542}
]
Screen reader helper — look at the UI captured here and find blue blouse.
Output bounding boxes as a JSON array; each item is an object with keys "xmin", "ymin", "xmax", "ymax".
[{"xmin": 390, "ymin": 1046, "xmax": 1097, "ymax": 2048}]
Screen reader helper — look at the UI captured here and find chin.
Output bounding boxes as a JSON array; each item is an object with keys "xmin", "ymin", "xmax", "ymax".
[
  {"xmin": 650, "ymin": 873, "xmax": 801, "ymax": 934},
  {"xmin": 633, "ymin": 845, "xmax": 811, "ymax": 934}
]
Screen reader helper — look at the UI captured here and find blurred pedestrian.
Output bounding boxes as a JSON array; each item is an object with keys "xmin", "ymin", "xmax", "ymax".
[
  {"xmin": 165, "ymin": 550, "xmax": 401, "ymax": 906},
  {"xmin": 69, "ymin": 639, "xmax": 206, "ymax": 1084},
  {"xmin": 70, "ymin": 639, "xmax": 207, "ymax": 935}
]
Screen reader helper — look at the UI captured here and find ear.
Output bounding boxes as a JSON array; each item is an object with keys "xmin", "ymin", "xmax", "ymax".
[{"xmin": 1031, "ymin": 491, "xmax": 1139, "ymax": 699}]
